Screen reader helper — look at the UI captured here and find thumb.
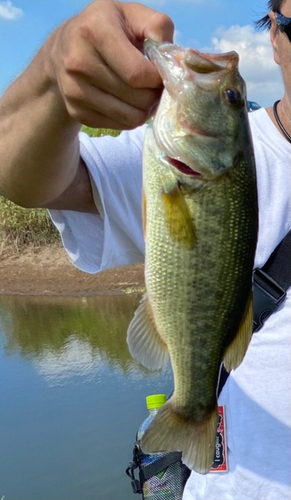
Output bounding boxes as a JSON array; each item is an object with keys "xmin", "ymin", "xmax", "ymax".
[
  {"xmin": 144, "ymin": 11, "xmax": 175, "ymax": 43},
  {"xmin": 124, "ymin": 3, "xmax": 174, "ymax": 44},
  {"xmin": 99, "ymin": 2, "xmax": 174, "ymax": 88}
]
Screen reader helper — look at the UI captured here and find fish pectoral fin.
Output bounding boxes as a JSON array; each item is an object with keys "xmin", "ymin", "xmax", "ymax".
[
  {"xmin": 126, "ymin": 292, "xmax": 169, "ymax": 371},
  {"xmin": 223, "ymin": 293, "xmax": 253, "ymax": 372},
  {"xmin": 141, "ymin": 399, "xmax": 218, "ymax": 474},
  {"xmin": 162, "ymin": 183, "xmax": 196, "ymax": 250}
]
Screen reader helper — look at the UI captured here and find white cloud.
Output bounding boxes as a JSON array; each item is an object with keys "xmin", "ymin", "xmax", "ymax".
[
  {"xmin": 204, "ymin": 25, "xmax": 284, "ymax": 107},
  {"xmin": 0, "ymin": 0, "xmax": 23, "ymax": 20}
]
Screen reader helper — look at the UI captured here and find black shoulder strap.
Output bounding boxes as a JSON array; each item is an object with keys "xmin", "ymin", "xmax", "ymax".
[
  {"xmin": 253, "ymin": 230, "xmax": 291, "ymax": 332},
  {"xmin": 260, "ymin": 230, "xmax": 291, "ymax": 290},
  {"xmin": 218, "ymin": 230, "xmax": 291, "ymax": 396}
]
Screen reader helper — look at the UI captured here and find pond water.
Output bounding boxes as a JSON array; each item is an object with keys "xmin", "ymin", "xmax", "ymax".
[{"xmin": 0, "ymin": 294, "xmax": 173, "ymax": 500}]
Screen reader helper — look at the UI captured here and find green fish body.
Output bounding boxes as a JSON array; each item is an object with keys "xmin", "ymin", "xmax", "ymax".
[{"xmin": 127, "ymin": 41, "xmax": 258, "ymax": 474}]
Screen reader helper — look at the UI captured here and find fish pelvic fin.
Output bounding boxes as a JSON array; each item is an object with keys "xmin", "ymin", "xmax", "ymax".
[
  {"xmin": 141, "ymin": 399, "xmax": 218, "ymax": 474},
  {"xmin": 127, "ymin": 293, "xmax": 169, "ymax": 370},
  {"xmin": 223, "ymin": 293, "xmax": 253, "ymax": 372},
  {"xmin": 162, "ymin": 183, "xmax": 196, "ymax": 250}
]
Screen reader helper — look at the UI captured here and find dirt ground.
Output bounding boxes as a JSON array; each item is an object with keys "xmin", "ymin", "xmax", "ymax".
[{"xmin": 0, "ymin": 245, "xmax": 145, "ymax": 296}]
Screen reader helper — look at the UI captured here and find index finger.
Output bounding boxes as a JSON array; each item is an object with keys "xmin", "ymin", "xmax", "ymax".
[{"xmin": 97, "ymin": 2, "xmax": 174, "ymax": 88}]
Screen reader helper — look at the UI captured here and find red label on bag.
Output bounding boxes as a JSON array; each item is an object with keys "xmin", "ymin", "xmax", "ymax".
[{"xmin": 210, "ymin": 405, "xmax": 228, "ymax": 472}]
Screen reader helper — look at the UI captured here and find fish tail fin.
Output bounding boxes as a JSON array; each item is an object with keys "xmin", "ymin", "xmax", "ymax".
[{"xmin": 140, "ymin": 398, "xmax": 218, "ymax": 474}]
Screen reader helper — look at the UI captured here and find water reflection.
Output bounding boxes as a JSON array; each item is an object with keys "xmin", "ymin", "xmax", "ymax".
[
  {"xmin": 0, "ymin": 294, "xmax": 173, "ymax": 500},
  {"xmin": 0, "ymin": 294, "xmax": 155, "ymax": 384}
]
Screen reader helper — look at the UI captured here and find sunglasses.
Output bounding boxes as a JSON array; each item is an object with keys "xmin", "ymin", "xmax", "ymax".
[{"xmin": 275, "ymin": 11, "xmax": 291, "ymax": 42}]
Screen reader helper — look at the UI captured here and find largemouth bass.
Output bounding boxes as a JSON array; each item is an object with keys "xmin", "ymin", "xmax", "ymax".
[{"xmin": 127, "ymin": 40, "xmax": 258, "ymax": 474}]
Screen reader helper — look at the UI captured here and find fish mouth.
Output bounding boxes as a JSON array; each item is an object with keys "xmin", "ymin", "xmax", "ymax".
[
  {"xmin": 165, "ymin": 156, "xmax": 202, "ymax": 177},
  {"xmin": 145, "ymin": 39, "xmax": 237, "ymax": 180},
  {"xmin": 144, "ymin": 39, "xmax": 239, "ymax": 101},
  {"xmin": 144, "ymin": 39, "xmax": 239, "ymax": 78}
]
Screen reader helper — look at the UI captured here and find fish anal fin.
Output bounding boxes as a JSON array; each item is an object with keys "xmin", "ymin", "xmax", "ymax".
[
  {"xmin": 127, "ymin": 293, "xmax": 169, "ymax": 370},
  {"xmin": 141, "ymin": 398, "xmax": 218, "ymax": 474},
  {"xmin": 223, "ymin": 294, "xmax": 253, "ymax": 372},
  {"xmin": 162, "ymin": 183, "xmax": 196, "ymax": 250}
]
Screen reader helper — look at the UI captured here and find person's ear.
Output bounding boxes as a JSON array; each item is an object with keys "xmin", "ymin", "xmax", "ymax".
[{"xmin": 269, "ymin": 11, "xmax": 280, "ymax": 65}]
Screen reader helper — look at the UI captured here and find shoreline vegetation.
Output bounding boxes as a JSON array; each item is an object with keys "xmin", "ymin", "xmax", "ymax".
[
  {"xmin": 0, "ymin": 127, "xmax": 146, "ymax": 297},
  {"xmin": 0, "ymin": 127, "xmax": 120, "ymax": 258}
]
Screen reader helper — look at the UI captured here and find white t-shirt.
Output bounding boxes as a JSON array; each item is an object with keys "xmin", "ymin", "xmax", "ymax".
[{"xmin": 49, "ymin": 108, "xmax": 291, "ymax": 500}]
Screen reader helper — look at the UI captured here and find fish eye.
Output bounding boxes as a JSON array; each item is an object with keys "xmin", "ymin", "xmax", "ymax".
[{"xmin": 224, "ymin": 88, "xmax": 243, "ymax": 106}]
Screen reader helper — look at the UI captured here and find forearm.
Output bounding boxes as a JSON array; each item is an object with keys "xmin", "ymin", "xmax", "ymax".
[
  {"xmin": 0, "ymin": 0, "xmax": 174, "ymax": 212},
  {"xmin": 0, "ymin": 40, "xmax": 81, "ymax": 208}
]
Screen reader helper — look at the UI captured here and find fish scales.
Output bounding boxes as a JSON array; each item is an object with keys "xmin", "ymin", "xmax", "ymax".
[
  {"xmin": 127, "ymin": 40, "xmax": 258, "ymax": 473},
  {"xmin": 144, "ymin": 134, "xmax": 256, "ymax": 411}
]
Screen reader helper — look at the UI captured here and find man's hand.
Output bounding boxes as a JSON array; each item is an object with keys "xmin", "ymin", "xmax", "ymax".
[
  {"xmin": 0, "ymin": 0, "xmax": 174, "ymax": 210},
  {"xmin": 46, "ymin": 0, "xmax": 174, "ymax": 129}
]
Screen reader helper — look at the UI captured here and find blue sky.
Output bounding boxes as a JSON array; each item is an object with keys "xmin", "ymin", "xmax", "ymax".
[{"xmin": 0, "ymin": 0, "xmax": 284, "ymax": 107}]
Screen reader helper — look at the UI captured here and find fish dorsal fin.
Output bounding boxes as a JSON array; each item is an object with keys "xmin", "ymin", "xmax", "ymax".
[
  {"xmin": 127, "ymin": 293, "xmax": 169, "ymax": 370},
  {"xmin": 223, "ymin": 294, "xmax": 253, "ymax": 372},
  {"xmin": 162, "ymin": 183, "xmax": 196, "ymax": 249}
]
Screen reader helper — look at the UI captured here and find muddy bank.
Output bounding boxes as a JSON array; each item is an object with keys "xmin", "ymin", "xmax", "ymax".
[{"xmin": 0, "ymin": 246, "xmax": 145, "ymax": 296}]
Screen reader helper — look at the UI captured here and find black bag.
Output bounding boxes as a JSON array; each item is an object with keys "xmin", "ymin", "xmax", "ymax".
[{"xmin": 126, "ymin": 445, "xmax": 190, "ymax": 499}]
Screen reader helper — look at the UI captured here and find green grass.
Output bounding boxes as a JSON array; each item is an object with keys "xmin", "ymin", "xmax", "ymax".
[
  {"xmin": 0, "ymin": 127, "xmax": 121, "ymax": 254},
  {"xmin": 0, "ymin": 196, "xmax": 60, "ymax": 250}
]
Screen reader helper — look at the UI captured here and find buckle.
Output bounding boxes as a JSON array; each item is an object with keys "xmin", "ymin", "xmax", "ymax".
[{"xmin": 253, "ymin": 268, "xmax": 286, "ymax": 332}]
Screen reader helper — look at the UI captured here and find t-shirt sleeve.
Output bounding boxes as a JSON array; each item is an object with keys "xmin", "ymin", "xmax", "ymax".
[{"xmin": 48, "ymin": 126, "xmax": 146, "ymax": 274}]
